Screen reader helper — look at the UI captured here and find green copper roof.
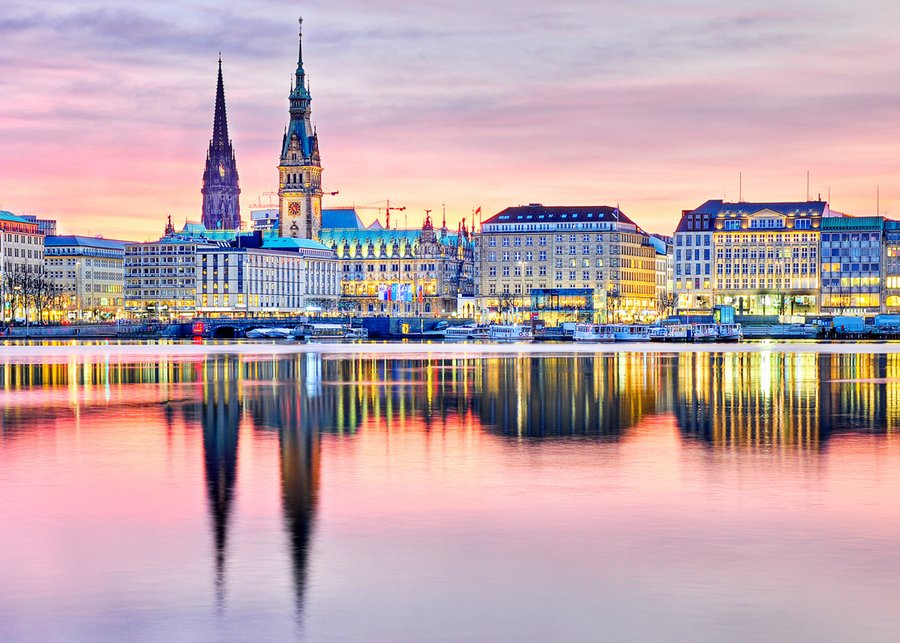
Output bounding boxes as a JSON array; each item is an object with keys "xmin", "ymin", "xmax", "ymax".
[
  {"xmin": 262, "ymin": 237, "xmax": 332, "ymax": 251},
  {"xmin": 821, "ymin": 216, "xmax": 884, "ymax": 230},
  {"xmin": 0, "ymin": 210, "xmax": 36, "ymax": 225}
]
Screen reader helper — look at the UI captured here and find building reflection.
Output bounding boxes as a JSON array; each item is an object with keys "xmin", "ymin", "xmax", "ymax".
[
  {"xmin": 675, "ymin": 352, "xmax": 900, "ymax": 448},
  {"xmin": 474, "ymin": 354, "xmax": 675, "ymax": 439}
]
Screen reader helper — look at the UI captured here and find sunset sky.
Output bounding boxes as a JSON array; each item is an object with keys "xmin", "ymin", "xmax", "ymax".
[{"xmin": 3, "ymin": 0, "xmax": 900, "ymax": 240}]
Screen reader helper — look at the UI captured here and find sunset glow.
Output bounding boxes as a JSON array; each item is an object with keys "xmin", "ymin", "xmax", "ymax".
[{"xmin": 4, "ymin": 2, "xmax": 900, "ymax": 239}]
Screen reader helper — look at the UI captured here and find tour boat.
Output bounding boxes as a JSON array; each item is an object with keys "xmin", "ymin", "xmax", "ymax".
[
  {"xmin": 346, "ymin": 326, "xmax": 369, "ymax": 339},
  {"xmin": 690, "ymin": 323, "xmax": 719, "ymax": 342},
  {"xmin": 445, "ymin": 324, "xmax": 490, "ymax": 340},
  {"xmin": 246, "ymin": 327, "xmax": 293, "ymax": 339},
  {"xmin": 573, "ymin": 323, "xmax": 614, "ymax": 342},
  {"xmin": 607, "ymin": 324, "xmax": 651, "ymax": 342},
  {"xmin": 652, "ymin": 324, "xmax": 690, "ymax": 342},
  {"xmin": 716, "ymin": 323, "xmax": 742, "ymax": 342},
  {"xmin": 488, "ymin": 324, "xmax": 534, "ymax": 341},
  {"xmin": 292, "ymin": 322, "xmax": 349, "ymax": 340}
]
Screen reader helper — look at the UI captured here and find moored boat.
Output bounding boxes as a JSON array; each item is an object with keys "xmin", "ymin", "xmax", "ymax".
[
  {"xmin": 716, "ymin": 323, "xmax": 742, "ymax": 342},
  {"xmin": 488, "ymin": 324, "xmax": 534, "ymax": 341},
  {"xmin": 573, "ymin": 323, "xmax": 614, "ymax": 342},
  {"xmin": 445, "ymin": 323, "xmax": 490, "ymax": 340},
  {"xmin": 292, "ymin": 322, "xmax": 349, "ymax": 340},
  {"xmin": 607, "ymin": 324, "xmax": 651, "ymax": 342},
  {"xmin": 652, "ymin": 323, "xmax": 691, "ymax": 342},
  {"xmin": 690, "ymin": 323, "xmax": 719, "ymax": 342}
]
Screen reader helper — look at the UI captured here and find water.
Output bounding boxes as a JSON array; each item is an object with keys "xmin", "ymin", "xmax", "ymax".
[{"xmin": 1, "ymin": 344, "xmax": 900, "ymax": 642}]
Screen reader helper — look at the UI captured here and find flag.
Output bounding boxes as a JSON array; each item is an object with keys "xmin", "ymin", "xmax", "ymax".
[{"xmin": 474, "ymin": 206, "xmax": 481, "ymax": 215}]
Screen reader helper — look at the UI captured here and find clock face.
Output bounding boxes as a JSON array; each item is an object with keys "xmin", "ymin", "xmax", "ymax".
[{"xmin": 288, "ymin": 202, "xmax": 301, "ymax": 216}]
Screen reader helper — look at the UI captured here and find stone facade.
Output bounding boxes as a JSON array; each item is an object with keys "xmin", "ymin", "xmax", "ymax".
[
  {"xmin": 278, "ymin": 19, "xmax": 323, "ymax": 241},
  {"xmin": 201, "ymin": 57, "xmax": 241, "ymax": 231}
]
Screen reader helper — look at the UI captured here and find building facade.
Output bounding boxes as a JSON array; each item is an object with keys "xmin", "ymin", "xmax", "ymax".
[
  {"xmin": 44, "ymin": 236, "xmax": 126, "ymax": 319},
  {"xmin": 884, "ymin": 221, "xmax": 900, "ymax": 312},
  {"xmin": 675, "ymin": 200, "xmax": 830, "ymax": 317},
  {"xmin": 196, "ymin": 239, "xmax": 339, "ymax": 317},
  {"xmin": 20, "ymin": 215, "xmax": 57, "ymax": 236},
  {"xmin": 673, "ymin": 201, "xmax": 716, "ymax": 313},
  {"xmin": 125, "ymin": 219, "xmax": 215, "ymax": 320},
  {"xmin": 278, "ymin": 19, "xmax": 323, "ymax": 241},
  {"xmin": 201, "ymin": 57, "xmax": 241, "ymax": 231},
  {"xmin": 0, "ymin": 210, "xmax": 46, "ymax": 321},
  {"xmin": 476, "ymin": 204, "xmax": 661, "ymax": 324},
  {"xmin": 321, "ymin": 213, "xmax": 474, "ymax": 316},
  {"xmin": 126, "ymin": 218, "xmax": 340, "ymax": 320},
  {"xmin": 819, "ymin": 216, "xmax": 883, "ymax": 315}
]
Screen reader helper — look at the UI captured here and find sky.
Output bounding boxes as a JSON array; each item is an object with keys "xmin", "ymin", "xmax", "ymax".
[{"xmin": 3, "ymin": 0, "xmax": 900, "ymax": 240}]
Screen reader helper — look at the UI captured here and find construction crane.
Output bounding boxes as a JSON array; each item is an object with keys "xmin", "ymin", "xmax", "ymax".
[{"xmin": 352, "ymin": 199, "xmax": 407, "ymax": 229}]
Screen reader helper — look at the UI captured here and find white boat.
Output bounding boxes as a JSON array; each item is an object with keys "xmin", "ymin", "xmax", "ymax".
[
  {"xmin": 716, "ymin": 323, "xmax": 742, "ymax": 342},
  {"xmin": 246, "ymin": 327, "xmax": 293, "ymax": 339},
  {"xmin": 690, "ymin": 323, "xmax": 719, "ymax": 342},
  {"xmin": 488, "ymin": 324, "xmax": 534, "ymax": 341},
  {"xmin": 445, "ymin": 324, "xmax": 490, "ymax": 340},
  {"xmin": 606, "ymin": 324, "xmax": 651, "ymax": 342},
  {"xmin": 572, "ymin": 323, "xmax": 614, "ymax": 342},
  {"xmin": 347, "ymin": 326, "xmax": 369, "ymax": 339},
  {"xmin": 652, "ymin": 324, "xmax": 691, "ymax": 342},
  {"xmin": 292, "ymin": 322, "xmax": 349, "ymax": 340}
]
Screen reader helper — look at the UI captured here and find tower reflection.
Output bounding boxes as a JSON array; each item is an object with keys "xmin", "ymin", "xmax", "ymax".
[
  {"xmin": 244, "ymin": 354, "xmax": 323, "ymax": 619},
  {"xmin": 196, "ymin": 356, "xmax": 241, "ymax": 607}
]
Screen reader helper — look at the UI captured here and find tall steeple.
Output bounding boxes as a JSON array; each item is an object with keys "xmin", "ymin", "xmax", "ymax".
[
  {"xmin": 202, "ymin": 55, "xmax": 241, "ymax": 231},
  {"xmin": 278, "ymin": 18, "xmax": 324, "ymax": 241}
]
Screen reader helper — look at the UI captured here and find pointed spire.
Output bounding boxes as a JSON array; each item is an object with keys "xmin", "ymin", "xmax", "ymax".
[
  {"xmin": 212, "ymin": 55, "xmax": 229, "ymax": 149},
  {"xmin": 293, "ymin": 17, "xmax": 308, "ymax": 96}
]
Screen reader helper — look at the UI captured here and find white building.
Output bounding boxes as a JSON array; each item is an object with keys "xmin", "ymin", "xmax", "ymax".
[
  {"xmin": 44, "ymin": 235, "xmax": 127, "ymax": 319},
  {"xmin": 196, "ymin": 237, "xmax": 339, "ymax": 316}
]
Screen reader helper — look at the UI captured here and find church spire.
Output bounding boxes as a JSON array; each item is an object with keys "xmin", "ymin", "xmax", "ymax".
[
  {"xmin": 212, "ymin": 53, "xmax": 229, "ymax": 150},
  {"xmin": 202, "ymin": 55, "xmax": 241, "ymax": 231}
]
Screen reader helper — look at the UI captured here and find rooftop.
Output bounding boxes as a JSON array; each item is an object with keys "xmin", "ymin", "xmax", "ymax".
[
  {"xmin": 482, "ymin": 204, "xmax": 635, "ymax": 226},
  {"xmin": 0, "ymin": 210, "xmax": 37, "ymax": 225},
  {"xmin": 322, "ymin": 208, "xmax": 365, "ymax": 230},
  {"xmin": 45, "ymin": 235, "xmax": 128, "ymax": 250}
]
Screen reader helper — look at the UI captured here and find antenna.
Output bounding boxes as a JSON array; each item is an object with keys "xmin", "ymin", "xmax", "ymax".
[
  {"xmin": 806, "ymin": 170, "xmax": 810, "ymax": 202},
  {"xmin": 739, "ymin": 172, "xmax": 743, "ymax": 202},
  {"xmin": 877, "ymin": 185, "xmax": 880, "ymax": 217}
]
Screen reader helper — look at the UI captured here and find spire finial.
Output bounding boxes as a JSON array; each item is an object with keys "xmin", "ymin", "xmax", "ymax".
[{"xmin": 297, "ymin": 17, "xmax": 304, "ymax": 70}]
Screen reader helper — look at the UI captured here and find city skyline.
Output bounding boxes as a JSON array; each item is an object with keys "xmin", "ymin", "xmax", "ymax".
[{"xmin": 3, "ymin": 1, "xmax": 900, "ymax": 240}]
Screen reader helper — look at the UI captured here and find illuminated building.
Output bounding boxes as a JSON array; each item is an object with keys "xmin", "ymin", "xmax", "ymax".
[
  {"xmin": 0, "ymin": 211, "xmax": 45, "ymax": 321},
  {"xmin": 882, "ymin": 220, "xmax": 900, "ymax": 311},
  {"xmin": 126, "ymin": 218, "xmax": 339, "ymax": 320},
  {"xmin": 197, "ymin": 235, "xmax": 339, "ymax": 316},
  {"xmin": 201, "ymin": 56, "xmax": 241, "ymax": 231},
  {"xmin": 278, "ymin": 19, "xmax": 323, "ymax": 241},
  {"xmin": 819, "ymin": 216, "xmax": 883, "ymax": 314},
  {"xmin": 676, "ymin": 200, "xmax": 831, "ymax": 317},
  {"xmin": 19, "ymin": 214, "xmax": 57, "ymax": 236},
  {"xmin": 476, "ymin": 204, "xmax": 663, "ymax": 324},
  {"xmin": 673, "ymin": 201, "xmax": 716, "ymax": 313},
  {"xmin": 44, "ymin": 236, "xmax": 127, "ymax": 320},
  {"xmin": 321, "ymin": 211, "xmax": 474, "ymax": 316},
  {"xmin": 124, "ymin": 218, "xmax": 215, "ymax": 320}
]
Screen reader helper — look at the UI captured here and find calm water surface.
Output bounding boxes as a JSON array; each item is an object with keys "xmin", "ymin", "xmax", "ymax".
[{"xmin": 1, "ymin": 347, "xmax": 900, "ymax": 642}]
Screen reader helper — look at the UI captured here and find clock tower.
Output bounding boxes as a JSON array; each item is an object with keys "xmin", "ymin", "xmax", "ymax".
[
  {"xmin": 278, "ymin": 18, "xmax": 323, "ymax": 240},
  {"xmin": 201, "ymin": 55, "xmax": 241, "ymax": 230}
]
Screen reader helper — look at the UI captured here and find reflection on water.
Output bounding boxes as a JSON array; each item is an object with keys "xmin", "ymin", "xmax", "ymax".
[
  {"xmin": 4, "ymin": 351, "xmax": 898, "ymax": 447},
  {"xmin": 1, "ymin": 349, "xmax": 900, "ymax": 640}
]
